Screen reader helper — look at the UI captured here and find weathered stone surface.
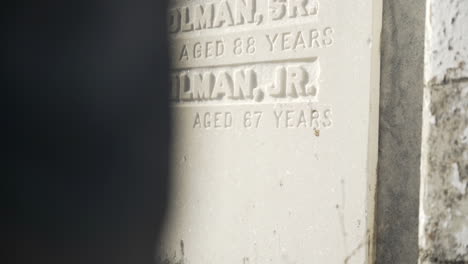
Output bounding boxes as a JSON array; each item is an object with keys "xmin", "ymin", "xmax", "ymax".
[
  {"xmin": 161, "ymin": 0, "xmax": 382, "ymax": 263},
  {"xmin": 424, "ymin": 0, "xmax": 468, "ymax": 85},
  {"xmin": 420, "ymin": 81, "xmax": 468, "ymax": 263},
  {"xmin": 419, "ymin": 0, "xmax": 468, "ymax": 262},
  {"xmin": 376, "ymin": 0, "xmax": 425, "ymax": 263}
]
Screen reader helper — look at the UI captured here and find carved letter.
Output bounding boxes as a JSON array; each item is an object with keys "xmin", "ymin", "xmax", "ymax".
[
  {"xmin": 235, "ymin": 0, "xmax": 256, "ymax": 24},
  {"xmin": 179, "ymin": 73, "xmax": 193, "ymax": 101},
  {"xmin": 193, "ymin": 4, "xmax": 214, "ymax": 30},
  {"xmin": 191, "ymin": 72, "xmax": 213, "ymax": 100},
  {"xmin": 270, "ymin": 66, "xmax": 286, "ymax": 97},
  {"xmin": 268, "ymin": 0, "xmax": 286, "ymax": 20},
  {"xmin": 211, "ymin": 71, "xmax": 233, "ymax": 99},
  {"xmin": 168, "ymin": 8, "xmax": 181, "ymax": 33},
  {"xmin": 288, "ymin": 0, "xmax": 308, "ymax": 18},
  {"xmin": 233, "ymin": 69, "xmax": 255, "ymax": 99},
  {"xmin": 266, "ymin": 33, "xmax": 279, "ymax": 51},
  {"xmin": 181, "ymin": 6, "xmax": 193, "ymax": 32},
  {"xmin": 214, "ymin": 1, "xmax": 235, "ymax": 27},
  {"xmin": 286, "ymin": 66, "xmax": 307, "ymax": 97}
]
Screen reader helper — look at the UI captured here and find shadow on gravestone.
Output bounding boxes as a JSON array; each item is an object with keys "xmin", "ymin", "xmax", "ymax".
[{"xmin": 4, "ymin": 1, "xmax": 171, "ymax": 264}]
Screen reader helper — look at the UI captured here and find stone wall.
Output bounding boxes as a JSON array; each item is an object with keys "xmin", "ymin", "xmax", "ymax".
[{"xmin": 419, "ymin": 0, "xmax": 468, "ymax": 263}]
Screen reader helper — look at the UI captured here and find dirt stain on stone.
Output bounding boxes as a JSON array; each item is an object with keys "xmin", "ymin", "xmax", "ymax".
[{"xmin": 314, "ymin": 129, "xmax": 320, "ymax": 137}]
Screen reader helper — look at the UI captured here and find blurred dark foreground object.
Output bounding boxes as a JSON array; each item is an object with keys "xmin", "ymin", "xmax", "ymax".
[{"xmin": 4, "ymin": 1, "xmax": 170, "ymax": 263}]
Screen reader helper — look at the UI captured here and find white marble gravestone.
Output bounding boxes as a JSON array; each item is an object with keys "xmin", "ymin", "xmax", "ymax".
[{"xmin": 160, "ymin": 0, "xmax": 381, "ymax": 263}]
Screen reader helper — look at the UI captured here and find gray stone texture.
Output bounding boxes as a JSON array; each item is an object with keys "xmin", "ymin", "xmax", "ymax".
[
  {"xmin": 376, "ymin": 0, "xmax": 425, "ymax": 263},
  {"xmin": 419, "ymin": 81, "xmax": 468, "ymax": 263},
  {"xmin": 419, "ymin": 0, "xmax": 468, "ymax": 263}
]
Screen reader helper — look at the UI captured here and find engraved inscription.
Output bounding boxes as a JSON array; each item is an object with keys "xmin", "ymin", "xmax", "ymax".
[
  {"xmin": 168, "ymin": 0, "xmax": 260, "ymax": 33},
  {"xmin": 265, "ymin": 27, "xmax": 333, "ymax": 52},
  {"xmin": 273, "ymin": 108, "xmax": 332, "ymax": 128},
  {"xmin": 169, "ymin": 0, "xmax": 336, "ymax": 132},
  {"xmin": 171, "ymin": 60, "xmax": 320, "ymax": 103},
  {"xmin": 168, "ymin": 0, "xmax": 320, "ymax": 34},
  {"xmin": 190, "ymin": 106, "xmax": 333, "ymax": 130},
  {"xmin": 193, "ymin": 111, "xmax": 233, "ymax": 128},
  {"xmin": 269, "ymin": 0, "xmax": 319, "ymax": 20},
  {"xmin": 172, "ymin": 26, "xmax": 334, "ymax": 69}
]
